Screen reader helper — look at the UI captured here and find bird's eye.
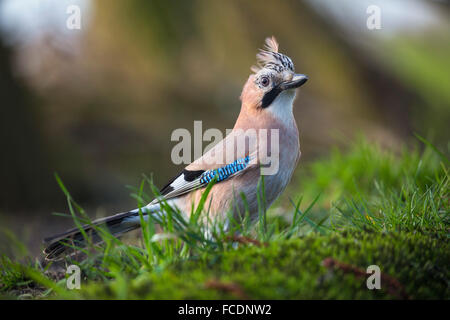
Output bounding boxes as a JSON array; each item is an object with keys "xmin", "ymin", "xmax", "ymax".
[{"xmin": 261, "ymin": 76, "xmax": 270, "ymax": 87}]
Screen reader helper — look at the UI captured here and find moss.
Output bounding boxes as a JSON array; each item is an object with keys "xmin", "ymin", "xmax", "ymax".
[{"xmin": 78, "ymin": 230, "xmax": 449, "ymax": 299}]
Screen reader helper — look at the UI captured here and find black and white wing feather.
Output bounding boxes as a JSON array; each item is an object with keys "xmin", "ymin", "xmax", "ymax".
[{"xmin": 151, "ymin": 156, "xmax": 252, "ymax": 204}]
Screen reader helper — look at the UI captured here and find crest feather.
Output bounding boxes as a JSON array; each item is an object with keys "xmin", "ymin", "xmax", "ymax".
[
  {"xmin": 252, "ymin": 36, "xmax": 281, "ymax": 73},
  {"xmin": 264, "ymin": 36, "xmax": 279, "ymax": 53}
]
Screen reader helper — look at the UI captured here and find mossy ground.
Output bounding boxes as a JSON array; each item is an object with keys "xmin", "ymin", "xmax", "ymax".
[
  {"xmin": 1, "ymin": 137, "xmax": 448, "ymax": 299},
  {"xmin": 78, "ymin": 231, "xmax": 448, "ymax": 300}
]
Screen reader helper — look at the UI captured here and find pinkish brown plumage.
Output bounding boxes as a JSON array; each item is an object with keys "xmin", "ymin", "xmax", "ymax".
[{"xmin": 43, "ymin": 36, "xmax": 308, "ymax": 260}]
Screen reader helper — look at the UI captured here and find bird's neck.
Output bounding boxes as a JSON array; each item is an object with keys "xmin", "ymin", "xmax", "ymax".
[{"xmin": 235, "ymin": 90, "xmax": 297, "ymax": 131}]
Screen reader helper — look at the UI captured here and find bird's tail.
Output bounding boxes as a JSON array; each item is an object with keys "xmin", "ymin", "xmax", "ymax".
[{"xmin": 43, "ymin": 206, "xmax": 157, "ymax": 261}]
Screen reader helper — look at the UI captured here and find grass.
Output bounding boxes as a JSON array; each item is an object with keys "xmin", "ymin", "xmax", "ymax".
[{"xmin": 0, "ymin": 136, "xmax": 448, "ymax": 299}]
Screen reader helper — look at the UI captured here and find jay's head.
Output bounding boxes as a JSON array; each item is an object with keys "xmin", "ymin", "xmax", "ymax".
[{"xmin": 241, "ymin": 36, "xmax": 308, "ymax": 115}]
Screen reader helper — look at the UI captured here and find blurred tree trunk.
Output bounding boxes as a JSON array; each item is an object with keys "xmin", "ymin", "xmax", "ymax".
[{"xmin": 0, "ymin": 42, "xmax": 59, "ymax": 212}]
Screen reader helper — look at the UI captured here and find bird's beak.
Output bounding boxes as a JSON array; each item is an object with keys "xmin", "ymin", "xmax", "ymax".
[{"xmin": 279, "ymin": 74, "xmax": 308, "ymax": 91}]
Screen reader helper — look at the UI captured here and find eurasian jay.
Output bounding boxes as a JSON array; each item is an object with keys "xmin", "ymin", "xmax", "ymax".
[{"xmin": 43, "ymin": 36, "xmax": 308, "ymax": 260}]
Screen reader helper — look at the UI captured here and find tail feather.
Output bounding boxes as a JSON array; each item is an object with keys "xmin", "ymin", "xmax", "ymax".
[{"xmin": 43, "ymin": 209, "xmax": 147, "ymax": 261}]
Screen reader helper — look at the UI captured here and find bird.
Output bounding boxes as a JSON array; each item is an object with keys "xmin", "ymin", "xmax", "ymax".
[{"xmin": 43, "ymin": 36, "xmax": 308, "ymax": 260}]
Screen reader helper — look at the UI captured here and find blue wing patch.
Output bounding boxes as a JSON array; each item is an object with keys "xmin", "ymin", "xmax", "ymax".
[
  {"xmin": 150, "ymin": 156, "xmax": 252, "ymax": 204},
  {"xmin": 199, "ymin": 156, "xmax": 250, "ymax": 184}
]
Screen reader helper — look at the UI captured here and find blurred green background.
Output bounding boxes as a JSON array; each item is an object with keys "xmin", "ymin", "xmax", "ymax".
[{"xmin": 0, "ymin": 0, "xmax": 449, "ymax": 250}]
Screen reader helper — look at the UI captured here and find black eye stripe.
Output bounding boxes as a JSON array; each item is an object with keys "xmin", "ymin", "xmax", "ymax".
[{"xmin": 261, "ymin": 86, "xmax": 282, "ymax": 109}]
